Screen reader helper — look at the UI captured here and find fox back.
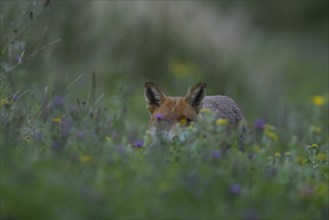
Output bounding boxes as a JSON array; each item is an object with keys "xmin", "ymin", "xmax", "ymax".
[{"xmin": 144, "ymin": 81, "xmax": 245, "ymax": 150}]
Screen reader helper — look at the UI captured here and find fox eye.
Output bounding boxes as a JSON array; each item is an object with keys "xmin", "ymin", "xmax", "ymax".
[
  {"xmin": 186, "ymin": 118, "xmax": 192, "ymax": 125},
  {"xmin": 180, "ymin": 118, "xmax": 192, "ymax": 126}
]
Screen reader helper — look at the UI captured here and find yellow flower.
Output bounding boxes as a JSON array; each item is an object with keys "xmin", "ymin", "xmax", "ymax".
[
  {"xmin": 296, "ymin": 156, "xmax": 307, "ymax": 165},
  {"xmin": 106, "ymin": 136, "xmax": 112, "ymax": 141},
  {"xmin": 264, "ymin": 129, "xmax": 279, "ymax": 141},
  {"xmin": 312, "ymin": 96, "xmax": 326, "ymax": 106},
  {"xmin": 52, "ymin": 117, "xmax": 62, "ymax": 124},
  {"xmin": 80, "ymin": 154, "xmax": 92, "ymax": 163},
  {"xmin": 170, "ymin": 61, "xmax": 191, "ymax": 78},
  {"xmin": 316, "ymin": 153, "xmax": 328, "ymax": 161},
  {"xmin": 310, "ymin": 125, "xmax": 322, "ymax": 133},
  {"xmin": 216, "ymin": 118, "xmax": 228, "ymax": 126},
  {"xmin": 284, "ymin": 152, "xmax": 291, "ymax": 157},
  {"xmin": 200, "ymin": 108, "xmax": 212, "ymax": 114},
  {"xmin": 0, "ymin": 98, "xmax": 10, "ymax": 106},
  {"xmin": 264, "ymin": 124, "xmax": 276, "ymax": 131},
  {"xmin": 275, "ymin": 152, "xmax": 281, "ymax": 157},
  {"xmin": 311, "ymin": 144, "xmax": 318, "ymax": 149}
]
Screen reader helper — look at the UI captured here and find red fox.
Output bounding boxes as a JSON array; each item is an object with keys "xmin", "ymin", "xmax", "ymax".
[{"xmin": 144, "ymin": 81, "xmax": 246, "ymax": 150}]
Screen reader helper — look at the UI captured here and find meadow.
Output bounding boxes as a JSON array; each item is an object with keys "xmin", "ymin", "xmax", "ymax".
[{"xmin": 1, "ymin": 1, "xmax": 328, "ymax": 219}]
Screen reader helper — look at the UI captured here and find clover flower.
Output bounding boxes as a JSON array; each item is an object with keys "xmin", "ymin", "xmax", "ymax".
[
  {"xmin": 211, "ymin": 150, "xmax": 221, "ymax": 160},
  {"xmin": 254, "ymin": 119, "xmax": 266, "ymax": 131},
  {"xmin": 133, "ymin": 140, "xmax": 144, "ymax": 148},
  {"xmin": 155, "ymin": 113, "xmax": 165, "ymax": 120},
  {"xmin": 229, "ymin": 183, "xmax": 241, "ymax": 195},
  {"xmin": 60, "ymin": 119, "xmax": 72, "ymax": 137}
]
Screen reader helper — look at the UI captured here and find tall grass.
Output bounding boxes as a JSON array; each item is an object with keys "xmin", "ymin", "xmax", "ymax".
[{"xmin": 1, "ymin": 1, "xmax": 328, "ymax": 219}]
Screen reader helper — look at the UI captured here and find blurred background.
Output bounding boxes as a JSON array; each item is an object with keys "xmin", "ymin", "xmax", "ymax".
[{"xmin": 1, "ymin": 1, "xmax": 328, "ymax": 129}]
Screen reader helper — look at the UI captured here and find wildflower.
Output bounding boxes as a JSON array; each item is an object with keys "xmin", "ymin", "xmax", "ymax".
[
  {"xmin": 274, "ymin": 152, "xmax": 281, "ymax": 157},
  {"xmin": 12, "ymin": 94, "xmax": 18, "ymax": 102},
  {"xmin": 52, "ymin": 117, "xmax": 62, "ymax": 124},
  {"xmin": 211, "ymin": 150, "xmax": 221, "ymax": 160},
  {"xmin": 60, "ymin": 119, "xmax": 72, "ymax": 137},
  {"xmin": 229, "ymin": 183, "xmax": 241, "ymax": 195},
  {"xmin": 15, "ymin": 50, "xmax": 24, "ymax": 64},
  {"xmin": 53, "ymin": 95, "xmax": 64, "ymax": 107},
  {"xmin": 133, "ymin": 140, "xmax": 144, "ymax": 148},
  {"xmin": 316, "ymin": 153, "xmax": 328, "ymax": 161},
  {"xmin": 200, "ymin": 108, "xmax": 212, "ymax": 114},
  {"xmin": 80, "ymin": 154, "xmax": 92, "ymax": 163},
  {"xmin": 50, "ymin": 95, "xmax": 64, "ymax": 109},
  {"xmin": 296, "ymin": 156, "xmax": 307, "ymax": 165},
  {"xmin": 311, "ymin": 144, "xmax": 318, "ymax": 149},
  {"xmin": 264, "ymin": 124, "xmax": 275, "ymax": 131},
  {"xmin": 254, "ymin": 119, "xmax": 266, "ymax": 131},
  {"xmin": 170, "ymin": 60, "xmax": 192, "ymax": 78},
  {"xmin": 155, "ymin": 113, "xmax": 165, "ymax": 120},
  {"xmin": 215, "ymin": 118, "xmax": 228, "ymax": 126},
  {"xmin": 264, "ymin": 129, "xmax": 279, "ymax": 141},
  {"xmin": 284, "ymin": 152, "xmax": 291, "ymax": 157},
  {"xmin": 312, "ymin": 95, "xmax": 326, "ymax": 106},
  {"xmin": 310, "ymin": 125, "xmax": 322, "ymax": 133},
  {"xmin": 106, "ymin": 136, "xmax": 112, "ymax": 142},
  {"xmin": 0, "ymin": 98, "xmax": 10, "ymax": 106},
  {"xmin": 76, "ymin": 130, "xmax": 87, "ymax": 139}
]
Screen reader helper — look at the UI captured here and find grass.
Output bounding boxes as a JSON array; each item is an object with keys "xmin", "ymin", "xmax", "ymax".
[
  {"xmin": 0, "ymin": 75, "xmax": 328, "ymax": 219},
  {"xmin": 0, "ymin": 2, "xmax": 328, "ymax": 219}
]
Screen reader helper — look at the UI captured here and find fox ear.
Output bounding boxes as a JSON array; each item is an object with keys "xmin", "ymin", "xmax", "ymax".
[
  {"xmin": 185, "ymin": 82, "xmax": 206, "ymax": 112},
  {"xmin": 144, "ymin": 81, "xmax": 167, "ymax": 113}
]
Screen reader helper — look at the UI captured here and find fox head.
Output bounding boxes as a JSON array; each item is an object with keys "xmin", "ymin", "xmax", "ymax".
[{"xmin": 144, "ymin": 81, "xmax": 206, "ymax": 132}]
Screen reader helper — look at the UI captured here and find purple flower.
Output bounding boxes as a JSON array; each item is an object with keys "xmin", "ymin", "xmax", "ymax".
[
  {"xmin": 60, "ymin": 119, "xmax": 72, "ymax": 137},
  {"xmin": 76, "ymin": 130, "xmax": 87, "ymax": 139},
  {"xmin": 254, "ymin": 119, "xmax": 265, "ymax": 131},
  {"xmin": 229, "ymin": 183, "xmax": 241, "ymax": 195},
  {"xmin": 133, "ymin": 140, "xmax": 144, "ymax": 148},
  {"xmin": 12, "ymin": 94, "xmax": 18, "ymax": 102},
  {"xmin": 211, "ymin": 150, "xmax": 221, "ymax": 160},
  {"xmin": 52, "ymin": 95, "xmax": 64, "ymax": 108},
  {"xmin": 155, "ymin": 113, "xmax": 165, "ymax": 120}
]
